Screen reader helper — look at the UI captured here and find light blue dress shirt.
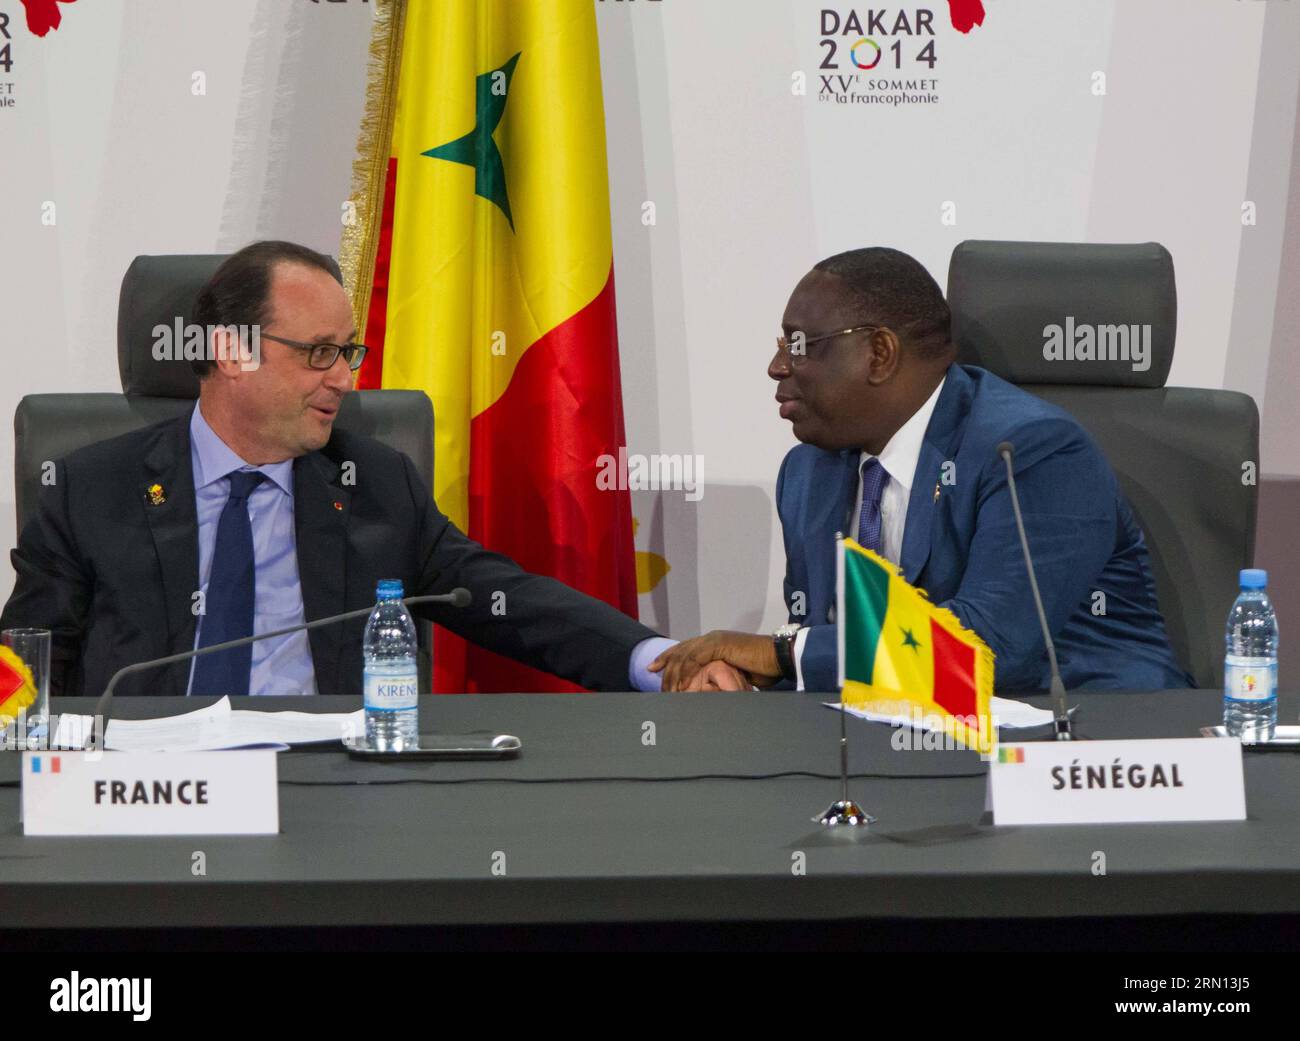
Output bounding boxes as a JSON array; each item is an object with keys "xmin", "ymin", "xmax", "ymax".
[
  {"xmin": 188, "ymin": 404, "xmax": 317, "ymax": 696},
  {"xmin": 628, "ymin": 636, "xmax": 675, "ymax": 692}
]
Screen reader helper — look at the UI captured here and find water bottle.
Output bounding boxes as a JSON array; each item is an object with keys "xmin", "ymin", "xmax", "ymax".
[
  {"xmin": 1224, "ymin": 568, "xmax": 1278, "ymax": 743},
  {"xmin": 363, "ymin": 579, "xmax": 419, "ymax": 751}
]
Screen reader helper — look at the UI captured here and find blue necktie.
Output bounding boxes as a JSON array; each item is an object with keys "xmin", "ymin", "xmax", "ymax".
[
  {"xmin": 191, "ymin": 471, "xmax": 266, "ymax": 696},
  {"xmin": 856, "ymin": 458, "xmax": 889, "ymax": 553}
]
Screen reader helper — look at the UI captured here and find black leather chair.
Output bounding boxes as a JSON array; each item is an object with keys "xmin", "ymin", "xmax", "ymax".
[
  {"xmin": 947, "ymin": 240, "xmax": 1259, "ymax": 690},
  {"xmin": 12, "ymin": 252, "xmax": 437, "ymax": 683}
]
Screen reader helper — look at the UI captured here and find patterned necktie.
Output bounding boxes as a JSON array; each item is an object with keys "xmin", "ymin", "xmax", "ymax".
[
  {"xmin": 191, "ymin": 470, "xmax": 266, "ymax": 696},
  {"xmin": 856, "ymin": 458, "xmax": 889, "ymax": 553}
]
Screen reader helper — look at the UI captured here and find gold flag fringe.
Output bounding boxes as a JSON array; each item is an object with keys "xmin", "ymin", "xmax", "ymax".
[{"xmin": 339, "ymin": 0, "xmax": 407, "ymax": 338}]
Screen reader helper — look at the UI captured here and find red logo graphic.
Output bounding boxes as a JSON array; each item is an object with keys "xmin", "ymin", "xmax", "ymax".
[
  {"xmin": 947, "ymin": 0, "xmax": 986, "ymax": 34},
  {"xmin": 19, "ymin": 0, "xmax": 77, "ymax": 38}
]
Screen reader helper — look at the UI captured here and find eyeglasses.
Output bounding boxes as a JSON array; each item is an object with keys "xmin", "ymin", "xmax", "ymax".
[
  {"xmin": 260, "ymin": 333, "xmax": 368, "ymax": 371},
  {"xmin": 775, "ymin": 324, "xmax": 880, "ymax": 365}
]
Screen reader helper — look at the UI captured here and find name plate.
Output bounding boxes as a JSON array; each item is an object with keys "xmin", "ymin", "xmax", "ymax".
[
  {"xmin": 990, "ymin": 738, "xmax": 1245, "ymax": 826},
  {"xmin": 22, "ymin": 751, "xmax": 279, "ymax": 836}
]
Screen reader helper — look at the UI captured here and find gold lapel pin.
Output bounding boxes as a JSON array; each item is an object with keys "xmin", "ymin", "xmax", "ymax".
[
  {"xmin": 147, "ymin": 483, "xmax": 166, "ymax": 506},
  {"xmin": 933, "ymin": 481, "xmax": 940, "ymax": 504}
]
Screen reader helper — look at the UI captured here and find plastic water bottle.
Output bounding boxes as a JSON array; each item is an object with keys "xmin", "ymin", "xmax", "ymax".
[
  {"xmin": 1224, "ymin": 568, "xmax": 1278, "ymax": 743},
  {"xmin": 363, "ymin": 579, "xmax": 419, "ymax": 751}
]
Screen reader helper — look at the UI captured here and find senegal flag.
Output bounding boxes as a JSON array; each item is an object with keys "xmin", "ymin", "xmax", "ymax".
[
  {"xmin": 341, "ymin": 0, "xmax": 637, "ymax": 692},
  {"xmin": 839, "ymin": 537, "xmax": 995, "ymax": 753},
  {"xmin": 0, "ymin": 646, "xmax": 36, "ymax": 727}
]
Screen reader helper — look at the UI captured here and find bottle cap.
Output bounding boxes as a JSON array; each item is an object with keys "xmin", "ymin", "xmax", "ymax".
[
  {"xmin": 1239, "ymin": 568, "xmax": 1267, "ymax": 590},
  {"xmin": 376, "ymin": 579, "xmax": 404, "ymax": 599}
]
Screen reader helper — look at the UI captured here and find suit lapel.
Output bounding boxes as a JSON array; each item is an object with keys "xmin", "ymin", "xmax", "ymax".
[
  {"xmin": 900, "ymin": 440, "xmax": 943, "ymax": 583},
  {"xmin": 900, "ymin": 365, "xmax": 970, "ymax": 584},
  {"xmin": 293, "ymin": 450, "xmax": 352, "ymax": 695},
  {"xmin": 814, "ymin": 451, "xmax": 860, "ymax": 623},
  {"xmin": 141, "ymin": 416, "xmax": 200, "ymax": 695}
]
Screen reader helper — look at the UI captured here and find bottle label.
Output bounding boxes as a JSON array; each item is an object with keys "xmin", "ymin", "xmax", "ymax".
[
  {"xmin": 364, "ymin": 671, "xmax": 418, "ymax": 712},
  {"xmin": 1224, "ymin": 656, "xmax": 1277, "ymax": 702}
]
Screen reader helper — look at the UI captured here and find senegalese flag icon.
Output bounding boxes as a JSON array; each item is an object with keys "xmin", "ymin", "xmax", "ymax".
[
  {"xmin": 838, "ymin": 537, "xmax": 995, "ymax": 754},
  {"xmin": 0, "ymin": 645, "xmax": 37, "ymax": 727},
  {"xmin": 998, "ymin": 747, "xmax": 1025, "ymax": 764}
]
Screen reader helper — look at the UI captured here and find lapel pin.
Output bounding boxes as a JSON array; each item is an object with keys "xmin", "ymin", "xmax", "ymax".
[
  {"xmin": 333, "ymin": 501, "xmax": 344, "ymax": 511},
  {"xmin": 933, "ymin": 482, "xmax": 940, "ymax": 504},
  {"xmin": 147, "ymin": 483, "xmax": 166, "ymax": 506}
]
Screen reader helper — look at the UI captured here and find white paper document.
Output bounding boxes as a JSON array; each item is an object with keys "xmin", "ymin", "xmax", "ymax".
[
  {"xmin": 827, "ymin": 695, "xmax": 1059, "ymax": 731},
  {"xmin": 51, "ymin": 697, "xmax": 363, "ymax": 752}
]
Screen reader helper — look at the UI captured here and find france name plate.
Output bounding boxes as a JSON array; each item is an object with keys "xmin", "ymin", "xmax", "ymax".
[
  {"xmin": 990, "ymin": 737, "xmax": 1245, "ymax": 825},
  {"xmin": 22, "ymin": 750, "xmax": 279, "ymax": 835}
]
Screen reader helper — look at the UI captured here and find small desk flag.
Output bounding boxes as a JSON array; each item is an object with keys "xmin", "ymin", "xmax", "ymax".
[{"xmin": 839, "ymin": 537, "xmax": 995, "ymax": 753}]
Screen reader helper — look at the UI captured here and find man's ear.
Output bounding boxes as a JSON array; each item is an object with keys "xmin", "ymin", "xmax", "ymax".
[
  {"xmin": 209, "ymin": 326, "xmax": 245, "ymax": 380},
  {"xmin": 865, "ymin": 328, "xmax": 902, "ymax": 385}
]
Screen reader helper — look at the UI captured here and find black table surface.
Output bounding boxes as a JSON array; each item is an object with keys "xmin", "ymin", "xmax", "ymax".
[{"xmin": 0, "ymin": 689, "xmax": 1296, "ymax": 929}]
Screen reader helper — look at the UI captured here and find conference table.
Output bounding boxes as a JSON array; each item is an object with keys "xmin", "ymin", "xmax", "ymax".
[{"xmin": 2, "ymin": 689, "xmax": 1298, "ymax": 944}]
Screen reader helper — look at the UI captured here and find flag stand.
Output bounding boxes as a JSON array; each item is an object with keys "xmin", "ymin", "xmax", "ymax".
[
  {"xmin": 813, "ymin": 698, "xmax": 876, "ymax": 827},
  {"xmin": 814, "ymin": 532, "xmax": 875, "ymax": 828}
]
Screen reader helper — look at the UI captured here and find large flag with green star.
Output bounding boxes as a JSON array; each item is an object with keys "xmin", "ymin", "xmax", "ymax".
[
  {"xmin": 341, "ymin": 0, "xmax": 637, "ymax": 693},
  {"xmin": 839, "ymin": 537, "xmax": 995, "ymax": 753}
]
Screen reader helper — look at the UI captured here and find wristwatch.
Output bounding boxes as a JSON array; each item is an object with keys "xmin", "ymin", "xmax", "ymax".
[{"xmin": 772, "ymin": 623, "xmax": 802, "ymax": 682}]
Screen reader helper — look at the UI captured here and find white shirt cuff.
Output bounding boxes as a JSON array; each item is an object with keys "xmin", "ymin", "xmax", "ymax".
[{"xmin": 792, "ymin": 626, "xmax": 811, "ymax": 692}]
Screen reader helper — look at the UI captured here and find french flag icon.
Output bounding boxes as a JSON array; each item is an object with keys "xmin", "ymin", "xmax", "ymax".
[{"xmin": 31, "ymin": 756, "xmax": 61, "ymax": 774}]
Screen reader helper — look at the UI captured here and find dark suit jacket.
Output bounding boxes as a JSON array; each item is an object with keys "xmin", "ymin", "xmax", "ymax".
[
  {"xmin": 0, "ymin": 415, "xmax": 657, "ymax": 697},
  {"xmin": 777, "ymin": 364, "xmax": 1191, "ymax": 692}
]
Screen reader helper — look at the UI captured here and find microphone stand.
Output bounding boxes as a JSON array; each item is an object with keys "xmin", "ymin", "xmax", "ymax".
[
  {"xmin": 88, "ymin": 591, "xmax": 471, "ymax": 750},
  {"xmin": 998, "ymin": 443, "xmax": 1075, "ymax": 740}
]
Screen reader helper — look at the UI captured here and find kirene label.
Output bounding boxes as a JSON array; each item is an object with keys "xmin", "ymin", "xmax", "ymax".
[{"xmin": 364, "ymin": 671, "xmax": 418, "ymax": 712}]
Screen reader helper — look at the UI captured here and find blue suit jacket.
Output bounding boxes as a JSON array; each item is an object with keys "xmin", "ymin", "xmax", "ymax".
[{"xmin": 776, "ymin": 364, "xmax": 1191, "ymax": 692}]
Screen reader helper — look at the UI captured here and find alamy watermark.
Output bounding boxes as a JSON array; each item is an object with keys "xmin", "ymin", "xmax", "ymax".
[
  {"xmin": 1042, "ymin": 317, "xmax": 1151, "ymax": 372},
  {"xmin": 1, "ymin": 709, "xmax": 105, "ymax": 756},
  {"xmin": 152, "ymin": 318, "xmax": 261, "ymax": 371},
  {"xmin": 596, "ymin": 447, "xmax": 705, "ymax": 502}
]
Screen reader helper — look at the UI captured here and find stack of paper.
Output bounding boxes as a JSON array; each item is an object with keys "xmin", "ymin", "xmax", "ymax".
[
  {"xmin": 51, "ymin": 697, "xmax": 363, "ymax": 752},
  {"xmin": 828, "ymin": 695, "xmax": 1063, "ymax": 731}
]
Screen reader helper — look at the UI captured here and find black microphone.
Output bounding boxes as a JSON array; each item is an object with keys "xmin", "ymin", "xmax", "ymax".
[
  {"xmin": 996, "ymin": 443, "xmax": 1074, "ymax": 741},
  {"xmin": 88, "ymin": 589, "xmax": 473, "ymax": 749}
]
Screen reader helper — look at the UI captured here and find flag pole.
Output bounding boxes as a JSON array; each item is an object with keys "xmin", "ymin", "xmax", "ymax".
[{"xmin": 815, "ymin": 532, "xmax": 876, "ymax": 828}]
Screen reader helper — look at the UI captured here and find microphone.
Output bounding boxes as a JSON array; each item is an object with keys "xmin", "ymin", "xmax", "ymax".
[
  {"xmin": 996, "ymin": 443, "xmax": 1074, "ymax": 741},
  {"xmin": 88, "ymin": 589, "xmax": 473, "ymax": 749}
]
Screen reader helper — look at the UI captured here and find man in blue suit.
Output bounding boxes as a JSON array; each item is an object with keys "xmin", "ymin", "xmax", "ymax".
[{"xmin": 652, "ymin": 247, "xmax": 1189, "ymax": 693}]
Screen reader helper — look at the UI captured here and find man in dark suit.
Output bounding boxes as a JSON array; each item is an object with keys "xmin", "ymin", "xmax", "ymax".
[
  {"xmin": 1, "ymin": 240, "xmax": 731, "ymax": 698},
  {"xmin": 652, "ymin": 247, "xmax": 1190, "ymax": 693}
]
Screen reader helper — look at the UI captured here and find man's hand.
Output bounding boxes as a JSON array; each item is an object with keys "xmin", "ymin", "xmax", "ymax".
[
  {"xmin": 649, "ymin": 630, "xmax": 782, "ymax": 692},
  {"xmin": 680, "ymin": 660, "xmax": 751, "ymax": 691}
]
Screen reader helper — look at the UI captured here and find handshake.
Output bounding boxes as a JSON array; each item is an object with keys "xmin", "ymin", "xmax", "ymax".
[{"xmin": 648, "ymin": 630, "xmax": 784, "ymax": 692}]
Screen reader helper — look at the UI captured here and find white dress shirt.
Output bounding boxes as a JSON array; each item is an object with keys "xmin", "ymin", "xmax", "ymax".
[{"xmin": 793, "ymin": 376, "xmax": 946, "ymax": 690}]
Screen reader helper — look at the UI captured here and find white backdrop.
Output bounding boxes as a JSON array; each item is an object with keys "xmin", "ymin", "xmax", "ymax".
[{"xmin": 2, "ymin": 0, "xmax": 1298, "ymax": 654}]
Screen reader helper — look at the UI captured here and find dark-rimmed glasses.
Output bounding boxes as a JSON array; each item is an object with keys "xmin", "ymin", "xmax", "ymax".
[{"xmin": 261, "ymin": 333, "xmax": 368, "ymax": 371}]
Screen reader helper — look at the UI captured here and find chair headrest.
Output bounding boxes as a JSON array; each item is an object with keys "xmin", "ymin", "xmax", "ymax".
[
  {"xmin": 946, "ymin": 240, "xmax": 1176, "ymax": 388},
  {"xmin": 117, "ymin": 252, "xmax": 344, "ymax": 398}
]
